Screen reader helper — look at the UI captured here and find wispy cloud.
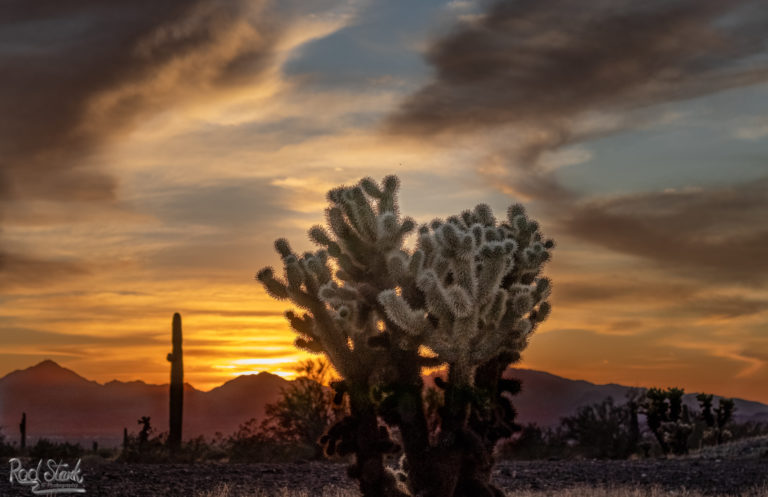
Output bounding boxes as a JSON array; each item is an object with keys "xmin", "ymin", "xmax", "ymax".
[
  {"xmin": 556, "ymin": 178, "xmax": 768, "ymax": 283},
  {"xmin": 0, "ymin": 253, "xmax": 90, "ymax": 290}
]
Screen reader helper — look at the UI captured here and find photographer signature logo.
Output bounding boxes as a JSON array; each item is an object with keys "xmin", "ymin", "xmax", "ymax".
[{"xmin": 9, "ymin": 458, "xmax": 85, "ymax": 495}]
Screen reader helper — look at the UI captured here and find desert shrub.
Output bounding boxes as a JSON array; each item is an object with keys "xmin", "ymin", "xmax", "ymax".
[
  {"xmin": 559, "ymin": 395, "xmax": 640, "ymax": 459},
  {"xmin": 729, "ymin": 421, "xmax": 768, "ymax": 441},
  {"xmin": 226, "ymin": 418, "xmax": 317, "ymax": 463},
  {"xmin": 497, "ymin": 423, "xmax": 564, "ymax": 460},
  {"xmin": 172, "ymin": 435, "xmax": 227, "ymax": 463},
  {"xmin": 119, "ymin": 416, "xmax": 171, "ymax": 463},
  {"xmin": 260, "ymin": 359, "xmax": 343, "ymax": 460},
  {"xmin": 499, "ymin": 391, "xmax": 642, "ymax": 460}
]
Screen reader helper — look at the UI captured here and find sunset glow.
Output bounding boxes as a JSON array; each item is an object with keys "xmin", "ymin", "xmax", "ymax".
[{"xmin": 2, "ymin": 0, "xmax": 767, "ymax": 402}]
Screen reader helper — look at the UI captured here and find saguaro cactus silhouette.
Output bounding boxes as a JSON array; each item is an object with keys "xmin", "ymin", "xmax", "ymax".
[
  {"xmin": 166, "ymin": 312, "xmax": 184, "ymax": 451},
  {"xmin": 257, "ymin": 175, "xmax": 554, "ymax": 497},
  {"xmin": 19, "ymin": 412, "xmax": 26, "ymax": 450}
]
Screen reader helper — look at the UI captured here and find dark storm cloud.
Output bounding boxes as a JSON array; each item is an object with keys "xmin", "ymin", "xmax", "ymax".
[
  {"xmin": 390, "ymin": 0, "xmax": 768, "ymax": 147},
  {"xmin": 389, "ymin": 0, "xmax": 768, "ymax": 282},
  {"xmin": 0, "ymin": 0, "xmax": 290, "ymax": 281},
  {"xmin": 0, "ymin": 0, "xmax": 281, "ymax": 203},
  {"xmin": 560, "ymin": 178, "xmax": 768, "ymax": 282}
]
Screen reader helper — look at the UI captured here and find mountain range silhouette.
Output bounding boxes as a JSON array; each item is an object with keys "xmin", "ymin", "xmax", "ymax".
[{"xmin": 1, "ymin": 360, "xmax": 766, "ymax": 447}]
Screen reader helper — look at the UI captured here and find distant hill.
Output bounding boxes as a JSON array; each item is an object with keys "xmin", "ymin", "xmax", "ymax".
[
  {"xmin": 0, "ymin": 360, "xmax": 288, "ymax": 447},
  {"xmin": 1, "ymin": 360, "xmax": 766, "ymax": 446},
  {"xmin": 498, "ymin": 368, "xmax": 768, "ymax": 428}
]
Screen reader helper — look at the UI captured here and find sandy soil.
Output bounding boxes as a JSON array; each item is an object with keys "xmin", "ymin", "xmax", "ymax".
[{"xmin": 2, "ymin": 458, "xmax": 766, "ymax": 496}]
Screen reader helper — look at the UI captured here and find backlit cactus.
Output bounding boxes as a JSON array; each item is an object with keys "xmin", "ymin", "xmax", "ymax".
[{"xmin": 257, "ymin": 176, "xmax": 554, "ymax": 497}]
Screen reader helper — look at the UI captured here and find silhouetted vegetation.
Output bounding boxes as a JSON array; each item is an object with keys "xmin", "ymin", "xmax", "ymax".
[
  {"xmin": 499, "ymin": 392, "xmax": 642, "ymax": 460},
  {"xmin": 696, "ymin": 393, "xmax": 735, "ymax": 446},
  {"xmin": 259, "ymin": 359, "xmax": 342, "ymax": 460},
  {"xmin": 117, "ymin": 361, "xmax": 345, "ymax": 465},
  {"xmin": 498, "ymin": 390, "xmax": 766, "ymax": 460},
  {"xmin": 120, "ymin": 416, "xmax": 174, "ymax": 463},
  {"xmin": 28, "ymin": 438, "xmax": 84, "ymax": 459},
  {"xmin": 121, "ymin": 421, "xmax": 231, "ymax": 463},
  {"xmin": 0, "ymin": 425, "xmax": 117, "ymax": 460},
  {"xmin": 497, "ymin": 423, "xmax": 563, "ymax": 460},
  {"xmin": 167, "ymin": 312, "xmax": 184, "ymax": 452},
  {"xmin": 222, "ymin": 358, "xmax": 346, "ymax": 463},
  {"xmin": 0, "ymin": 428, "xmax": 15, "ymax": 457},
  {"xmin": 225, "ymin": 417, "xmax": 318, "ymax": 463},
  {"xmin": 561, "ymin": 394, "xmax": 640, "ymax": 459}
]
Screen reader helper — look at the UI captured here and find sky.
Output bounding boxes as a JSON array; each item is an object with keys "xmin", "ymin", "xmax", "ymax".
[{"xmin": 1, "ymin": 0, "xmax": 767, "ymax": 402}]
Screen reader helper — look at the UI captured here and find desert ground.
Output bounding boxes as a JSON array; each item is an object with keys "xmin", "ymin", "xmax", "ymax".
[{"xmin": 3, "ymin": 457, "xmax": 767, "ymax": 497}]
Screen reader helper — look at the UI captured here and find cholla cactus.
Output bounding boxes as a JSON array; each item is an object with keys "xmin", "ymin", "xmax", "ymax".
[
  {"xmin": 697, "ymin": 393, "xmax": 735, "ymax": 446},
  {"xmin": 257, "ymin": 175, "xmax": 553, "ymax": 497},
  {"xmin": 644, "ymin": 387, "xmax": 693, "ymax": 455}
]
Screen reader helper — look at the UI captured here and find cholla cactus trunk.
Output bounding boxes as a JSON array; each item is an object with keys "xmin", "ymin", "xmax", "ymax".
[
  {"xmin": 714, "ymin": 398, "xmax": 735, "ymax": 445},
  {"xmin": 257, "ymin": 176, "xmax": 553, "ymax": 497},
  {"xmin": 167, "ymin": 312, "xmax": 184, "ymax": 451}
]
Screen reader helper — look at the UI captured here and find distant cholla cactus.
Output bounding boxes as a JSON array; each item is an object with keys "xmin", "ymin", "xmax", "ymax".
[
  {"xmin": 257, "ymin": 175, "xmax": 554, "ymax": 497},
  {"xmin": 644, "ymin": 387, "xmax": 693, "ymax": 456},
  {"xmin": 696, "ymin": 393, "xmax": 735, "ymax": 446}
]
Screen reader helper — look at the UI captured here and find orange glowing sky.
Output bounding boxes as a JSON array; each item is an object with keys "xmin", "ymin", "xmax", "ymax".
[{"xmin": 1, "ymin": 0, "xmax": 768, "ymax": 402}]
